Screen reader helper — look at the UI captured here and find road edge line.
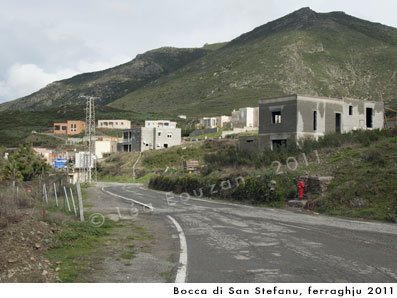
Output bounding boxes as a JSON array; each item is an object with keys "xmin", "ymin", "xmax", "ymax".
[
  {"xmin": 167, "ymin": 215, "xmax": 188, "ymax": 283},
  {"xmin": 101, "ymin": 187, "xmax": 154, "ymax": 211}
]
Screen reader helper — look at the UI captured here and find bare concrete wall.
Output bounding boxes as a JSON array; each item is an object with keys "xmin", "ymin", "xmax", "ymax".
[
  {"xmin": 259, "ymin": 95, "xmax": 297, "ymax": 134},
  {"xmin": 154, "ymin": 127, "xmax": 181, "ymax": 149},
  {"xmin": 118, "ymin": 127, "xmax": 142, "ymax": 152},
  {"xmin": 141, "ymin": 127, "xmax": 154, "ymax": 151},
  {"xmin": 244, "ymin": 94, "xmax": 385, "ymax": 151},
  {"xmin": 297, "ymin": 96, "xmax": 384, "ymax": 136}
]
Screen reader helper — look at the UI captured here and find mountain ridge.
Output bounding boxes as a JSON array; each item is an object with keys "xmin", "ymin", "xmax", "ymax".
[
  {"xmin": 2, "ymin": 7, "xmax": 397, "ymax": 116},
  {"xmin": 0, "ymin": 47, "xmax": 211, "ymax": 111}
]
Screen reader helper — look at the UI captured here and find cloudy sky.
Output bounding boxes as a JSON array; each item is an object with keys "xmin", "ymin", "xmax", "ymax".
[{"xmin": 0, "ymin": 0, "xmax": 396, "ymax": 104}]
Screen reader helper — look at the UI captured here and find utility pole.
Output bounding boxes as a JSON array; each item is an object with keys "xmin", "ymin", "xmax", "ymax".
[{"xmin": 80, "ymin": 96, "xmax": 98, "ymax": 184}]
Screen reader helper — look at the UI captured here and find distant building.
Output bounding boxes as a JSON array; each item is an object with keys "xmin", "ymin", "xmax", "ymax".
[
  {"xmin": 199, "ymin": 117, "xmax": 218, "ymax": 128},
  {"xmin": 216, "ymin": 115, "xmax": 231, "ymax": 128},
  {"xmin": 97, "ymin": 120, "xmax": 131, "ymax": 129},
  {"xmin": 231, "ymin": 107, "xmax": 259, "ymax": 128},
  {"xmin": 95, "ymin": 139, "xmax": 118, "ymax": 158},
  {"xmin": 199, "ymin": 116, "xmax": 231, "ymax": 128},
  {"xmin": 33, "ymin": 148, "xmax": 71, "ymax": 167},
  {"xmin": 53, "ymin": 120, "xmax": 85, "ymax": 135},
  {"xmin": 178, "ymin": 115, "xmax": 187, "ymax": 119},
  {"xmin": 240, "ymin": 95, "xmax": 384, "ymax": 151},
  {"xmin": 33, "ymin": 148, "xmax": 53, "ymax": 165},
  {"xmin": 118, "ymin": 120, "xmax": 181, "ymax": 152},
  {"xmin": 144, "ymin": 120, "xmax": 177, "ymax": 128}
]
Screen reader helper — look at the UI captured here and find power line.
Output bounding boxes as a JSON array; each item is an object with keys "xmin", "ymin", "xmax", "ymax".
[{"xmin": 80, "ymin": 95, "xmax": 98, "ymax": 184}]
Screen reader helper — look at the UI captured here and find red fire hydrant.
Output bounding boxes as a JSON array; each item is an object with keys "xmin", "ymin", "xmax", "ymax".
[{"xmin": 297, "ymin": 180, "xmax": 305, "ymax": 199}]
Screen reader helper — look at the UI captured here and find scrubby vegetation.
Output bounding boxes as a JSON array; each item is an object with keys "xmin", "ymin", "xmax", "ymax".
[
  {"xmin": 2, "ymin": 144, "xmax": 49, "ymax": 181},
  {"xmin": 149, "ymin": 172, "xmax": 283, "ymax": 206},
  {"xmin": 145, "ymin": 128, "xmax": 397, "ymax": 222}
]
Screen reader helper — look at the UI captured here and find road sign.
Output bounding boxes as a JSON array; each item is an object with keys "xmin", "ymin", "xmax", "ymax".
[{"xmin": 54, "ymin": 158, "xmax": 67, "ymax": 169}]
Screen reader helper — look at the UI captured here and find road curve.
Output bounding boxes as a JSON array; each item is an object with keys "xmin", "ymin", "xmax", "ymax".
[{"xmin": 98, "ymin": 182, "xmax": 397, "ymax": 283}]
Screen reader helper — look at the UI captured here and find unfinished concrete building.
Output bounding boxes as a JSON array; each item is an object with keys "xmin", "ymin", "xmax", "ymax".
[
  {"xmin": 240, "ymin": 94, "xmax": 384, "ymax": 151},
  {"xmin": 118, "ymin": 120, "xmax": 181, "ymax": 152}
]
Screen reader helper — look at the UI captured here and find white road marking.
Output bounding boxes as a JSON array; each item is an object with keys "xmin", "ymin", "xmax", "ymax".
[
  {"xmin": 123, "ymin": 188, "xmax": 144, "ymax": 196},
  {"xmin": 167, "ymin": 215, "xmax": 188, "ymax": 283},
  {"xmin": 277, "ymin": 222, "xmax": 312, "ymax": 231},
  {"xmin": 139, "ymin": 186, "xmax": 257, "ymax": 209},
  {"xmin": 102, "ymin": 187, "xmax": 154, "ymax": 211}
]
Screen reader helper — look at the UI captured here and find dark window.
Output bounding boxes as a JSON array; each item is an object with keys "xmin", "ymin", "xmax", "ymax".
[
  {"xmin": 335, "ymin": 113, "xmax": 341, "ymax": 133},
  {"xmin": 164, "ymin": 144, "xmax": 168, "ymax": 148},
  {"xmin": 272, "ymin": 139, "xmax": 287, "ymax": 150},
  {"xmin": 272, "ymin": 111, "xmax": 281, "ymax": 124},
  {"xmin": 366, "ymin": 108, "xmax": 373, "ymax": 128},
  {"xmin": 54, "ymin": 125, "xmax": 60, "ymax": 130},
  {"xmin": 349, "ymin": 105, "xmax": 353, "ymax": 115},
  {"xmin": 61, "ymin": 126, "xmax": 67, "ymax": 130},
  {"xmin": 313, "ymin": 111, "xmax": 317, "ymax": 131}
]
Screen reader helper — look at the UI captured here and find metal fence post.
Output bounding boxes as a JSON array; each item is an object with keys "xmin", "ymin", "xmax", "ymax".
[
  {"xmin": 63, "ymin": 186, "xmax": 71, "ymax": 212},
  {"xmin": 69, "ymin": 188, "xmax": 77, "ymax": 216}
]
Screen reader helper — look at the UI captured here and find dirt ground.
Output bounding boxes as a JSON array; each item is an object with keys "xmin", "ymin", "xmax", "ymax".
[
  {"xmin": 80, "ymin": 185, "xmax": 178, "ymax": 282},
  {"xmin": 0, "ymin": 214, "xmax": 58, "ymax": 283},
  {"xmin": 0, "ymin": 183, "xmax": 178, "ymax": 283}
]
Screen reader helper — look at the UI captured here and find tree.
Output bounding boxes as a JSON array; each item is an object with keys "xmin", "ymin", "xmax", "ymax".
[{"xmin": 3, "ymin": 144, "xmax": 49, "ymax": 181}]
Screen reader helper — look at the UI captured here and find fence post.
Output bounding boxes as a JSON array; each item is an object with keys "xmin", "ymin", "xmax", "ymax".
[
  {"xmin": 63, "ymin": 186, "xmax": 71, "ymax": 212},
  {"xmin": 76, "ymin": 182, "xmax": 84, "ymax": 222},
  {"xmin": 69, "ymin": 188, "xmax": 77, "ymax": 216},
  {"xmin": 54, "ymin": 183, "xmax": 59, "ymax": 207},
  {"xmin": 43, "ymin": 184, "xmax": 48, "ymax": 204}
]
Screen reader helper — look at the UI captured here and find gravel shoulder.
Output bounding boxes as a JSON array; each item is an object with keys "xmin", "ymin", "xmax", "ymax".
[{"xmin": 82, "ymin": 184, "xmax": 178, "ymax": 282}]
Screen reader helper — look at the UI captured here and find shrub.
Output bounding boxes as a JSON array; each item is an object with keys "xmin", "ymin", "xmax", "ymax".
[
  {"xmin": 3, "ymin": 143, "xmax": 49, "ymax": 181},
  {"xmin": 364, "ymin": 149, "xmax": 387, "ymax": 166},
  {"xmin": 149, "ymin": 173, "xmax": 280, "ymax": 205}
]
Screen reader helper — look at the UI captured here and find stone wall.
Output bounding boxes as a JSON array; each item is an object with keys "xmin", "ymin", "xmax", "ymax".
[{"xmin": 294, "ymin": 175, "xmax": 334, "ymax": 200}]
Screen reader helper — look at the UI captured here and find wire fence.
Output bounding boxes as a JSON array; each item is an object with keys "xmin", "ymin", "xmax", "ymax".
[{"xmin": 0, "ymin": 174, "xmax": 84, "ymax": 227}]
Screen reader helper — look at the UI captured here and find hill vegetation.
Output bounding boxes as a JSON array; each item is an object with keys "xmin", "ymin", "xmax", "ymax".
[
  {"xmin": 144, "ymin": 127, "xmax": 397, "ymax": 222},
  {"xmin": 0, "ymin": 47, "xmax": 210, "ymax": 111},
  {"xmin": 1, "ymin": 8, "xmax": 397, "ymax": 118}
]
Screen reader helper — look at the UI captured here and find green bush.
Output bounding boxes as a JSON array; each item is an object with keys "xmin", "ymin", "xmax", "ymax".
[
  {"xmin": 149, "ymin": 173, "xmax": 280, "ymax": 205},
  {"xmin": 3, "ymin": 143, "xmax": 49, "ymax": 181}
]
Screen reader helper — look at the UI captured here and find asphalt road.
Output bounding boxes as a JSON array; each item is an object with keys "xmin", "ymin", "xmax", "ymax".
[{"xmin": 98, "ymin": 182, "xmax": 397, "ymax": 283}]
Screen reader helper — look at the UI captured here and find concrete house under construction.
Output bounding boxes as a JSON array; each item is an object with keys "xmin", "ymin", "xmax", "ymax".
[
  {"xmin": 118, "ymin": 120, "xmax": 181, "ymax": 152},
  {"xmin": 240, "ymin": 94, "xmax": 384, "ymax": 151}
]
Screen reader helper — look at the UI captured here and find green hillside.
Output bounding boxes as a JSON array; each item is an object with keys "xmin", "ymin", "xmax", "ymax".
[
  {"xmin": 2, "ymin": 7, "xmax": 397, "ymax": 119},
  {"xmin": 109, "ymin": 8, "xmax": 397, "ymax": 116},
  {"xmin": 0, "ymin": 106, "xmax": 172, "ymax": 147},
  {"xmin": 0, "ymin": 47, "xmax": 210, "ymax": 111}
]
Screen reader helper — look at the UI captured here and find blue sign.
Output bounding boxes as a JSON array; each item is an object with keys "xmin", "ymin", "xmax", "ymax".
[{"xmin": 54, "ymin": 158, "xmax": 67, "ymax": 169}]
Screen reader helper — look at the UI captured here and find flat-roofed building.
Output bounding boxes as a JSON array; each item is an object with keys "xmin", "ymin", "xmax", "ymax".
[
  {"xmin": 97, "ymin": 120, "xmax": 131, "ymax": 129},
  {"xmin": 231, "ymin": 107, "xmax": 259, "ymax": 128},
  {"xmin": 118, "ymin": 120, "xmax": 181, "ymax": 152},
  {"xmin": 144, "ymin": 120, "xmax": 177, "ymax": 128},
  {"xmin": 240, "ymin": 94, "xmax": 384, "ymax": 151},
  {"xmin": 53, "ymin": 120, "xmax": 85, "ymax": 135}
]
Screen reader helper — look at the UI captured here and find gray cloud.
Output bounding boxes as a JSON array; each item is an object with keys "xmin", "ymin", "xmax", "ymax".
[{"xmin": 0, "ymin": 0, "xmax": 396, "ymax": 103}]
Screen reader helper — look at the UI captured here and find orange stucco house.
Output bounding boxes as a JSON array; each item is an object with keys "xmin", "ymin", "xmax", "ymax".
[{"xmin": 53, "ymin": 120, "xmax": 86, "ymax": 135}]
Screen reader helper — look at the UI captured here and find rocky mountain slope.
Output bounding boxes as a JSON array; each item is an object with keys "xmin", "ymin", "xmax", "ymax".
[
  {"xmin": 2, "ymin": 7, "xmax": 397, "ymax": 116},
  {"xmin": 0, "ymin": 47, "xmax": 210, "ymax": 111},
  {"xmin": 109, "ymin": 7, "xmax": 397, "ymax": 116}
]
